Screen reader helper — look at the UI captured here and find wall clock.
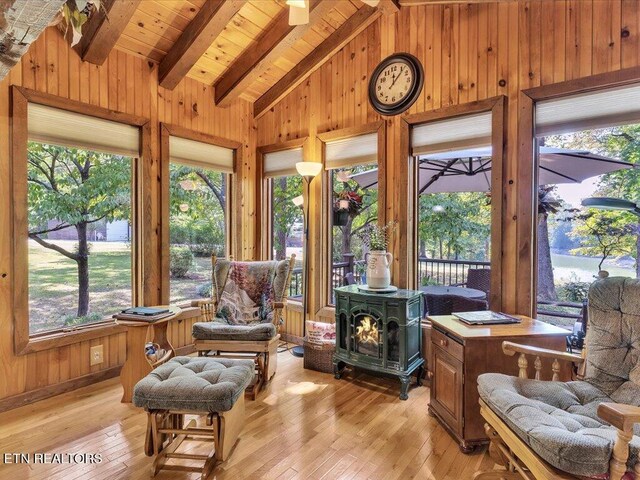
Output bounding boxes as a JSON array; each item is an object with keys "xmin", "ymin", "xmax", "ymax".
[{"xmin": 368, "ymin": 53, "xmax": 424, "ymax": 116}]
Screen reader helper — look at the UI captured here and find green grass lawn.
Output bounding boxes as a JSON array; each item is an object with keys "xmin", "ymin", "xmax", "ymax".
[{"xmin": 29, "ymin": 240, "xmax": 210, "ymax": 333}]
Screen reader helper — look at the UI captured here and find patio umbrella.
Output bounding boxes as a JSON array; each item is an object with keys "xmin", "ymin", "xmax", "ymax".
[{"xmin": 349, "ymin": 146, "xmax": 636, "ymax": 195}]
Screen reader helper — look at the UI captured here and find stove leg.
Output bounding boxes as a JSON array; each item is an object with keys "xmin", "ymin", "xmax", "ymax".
[
  {"xmin": 333, "ymin": 361, "xmax": 344, "ymax": 379},
  {"xmin": 399, "ymin": 375, "xmax": 410, "ymax": 400},
  {"xmin": 416, "ymin": 365, "xmax": 424, "ymax": 386}
]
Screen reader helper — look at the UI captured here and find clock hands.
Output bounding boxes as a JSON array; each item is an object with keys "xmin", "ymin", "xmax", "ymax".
[{"xmin": 388, "ymin": 71, "xmax": 400, "ymax": 90}]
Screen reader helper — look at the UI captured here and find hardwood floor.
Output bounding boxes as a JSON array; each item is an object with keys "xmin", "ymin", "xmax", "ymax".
[{"xmin": 0, "ymin": 349, "xmax": 497, "ymax": 480}]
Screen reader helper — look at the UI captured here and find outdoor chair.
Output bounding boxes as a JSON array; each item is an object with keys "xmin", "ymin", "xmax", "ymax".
[
  {"xmin": 343, "ymin": 272, "xmax": 356, "ymax": 286},
  {"xmin": 454, "ymin": 268, "xmax": 491, "ymax": 296},
  {"xmin": 192, "ymin": 255, "xmax": 295, "ymax": 399},
  {"xmin": 475, "ymin": 275, "xmax": 640, "ymax": 480},
  {"xmin": 424, "ymin": 293, "xmax": 488, "ymax": 316}
]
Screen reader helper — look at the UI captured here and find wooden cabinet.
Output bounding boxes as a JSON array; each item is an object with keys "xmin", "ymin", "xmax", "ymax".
[{"xmin": 428, "ymin": 315, "xmax": 570, "ymax": 452}]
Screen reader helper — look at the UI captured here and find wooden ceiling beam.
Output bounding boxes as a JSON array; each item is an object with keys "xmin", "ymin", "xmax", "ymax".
[
  {"xmin": 398, "ymin": 0, "xmax": 515, "ymax": 5},
  {"xmin": 254, "ymin": 3, "xmax": 392, "ymax": 119},
  {"xmin": 159, "ymin": 0, "xmax": 244, "ymax": 90},
  {"xmin": 75, "ymin": 0, "xmax": 141, "ymax": 65},
  {"xmin": 214, "ymin": 0, "xmax": 335, "ymax": 107}
]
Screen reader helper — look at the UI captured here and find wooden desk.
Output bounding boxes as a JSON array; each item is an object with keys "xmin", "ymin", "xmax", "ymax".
[
  {"xmin": 427, "ymin": 315, "xmax": 569, "ymax": 452},
  {"xmin": 115, "ymin": 306, "xmax": 181, "ymax": 403}
]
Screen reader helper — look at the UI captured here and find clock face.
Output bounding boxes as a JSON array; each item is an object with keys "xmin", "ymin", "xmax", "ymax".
[
  {"xmin": 373, "ymin": 59, "xmax": 414, "ymax": 106},
  {"xmin": 368, "ymin": 53, "xmax": 424, "ymax": 116}
]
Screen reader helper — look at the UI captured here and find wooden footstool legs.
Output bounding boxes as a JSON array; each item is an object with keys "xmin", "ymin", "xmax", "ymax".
[{"xmin": 144, "ymin": 395, "xmax": 245, "ymax": 479}]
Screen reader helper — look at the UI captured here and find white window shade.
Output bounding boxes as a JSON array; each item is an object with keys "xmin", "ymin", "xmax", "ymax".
[
  {"xmin": 411, "ymin": 112, "xmax": 492, "ymax": 156},
  {"xmin": 325, "ymin": 132, "xmax": 378, "ymax": 170},
  {"xmin": 535, "ymin": 83, "xmax": 640, "ymax": 136},
  {"xmin": 263, "ymin": 147, "xmax": 303, "ymax": 177},
  {"xmin": 28, "ymin": 103, "xmax": 140, "ymax": 157},
  {"xmin": 169, "ymin": 135, "xmax": 234, "ymax": 173}
]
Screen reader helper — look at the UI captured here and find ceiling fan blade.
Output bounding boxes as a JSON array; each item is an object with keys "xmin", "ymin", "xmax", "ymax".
[
  {"xmin": 288, "ymin": 0, "xmax": 309, "ymax": 26},
  {"xmin": 361, "ymin": 0, "xmax": 380, "ymax": 6}
]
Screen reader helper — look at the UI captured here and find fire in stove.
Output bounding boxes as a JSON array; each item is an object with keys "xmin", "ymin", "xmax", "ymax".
[{"xmin": 355, "ymin": 316, "xmax": 379, "ymax": 356}]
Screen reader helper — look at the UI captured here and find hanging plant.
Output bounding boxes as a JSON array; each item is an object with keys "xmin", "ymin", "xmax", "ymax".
[{"xmin": 57, "ymin": 0, "xmax": 101, "ymax": 47}]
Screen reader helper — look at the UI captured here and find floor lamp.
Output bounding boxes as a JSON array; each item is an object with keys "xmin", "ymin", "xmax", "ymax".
[{"xmin": 291, "ymin": 161, "xmax": 322, "ymax": 358}]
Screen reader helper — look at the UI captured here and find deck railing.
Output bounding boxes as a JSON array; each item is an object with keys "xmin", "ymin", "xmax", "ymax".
[{"xmin": 417, "ymin": 257, "xmax": 490, "ymax": 286}]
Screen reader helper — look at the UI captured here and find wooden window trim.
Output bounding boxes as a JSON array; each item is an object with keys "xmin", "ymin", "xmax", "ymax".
[
  {"xmin": 317, "ymin": 121, "xmax": 386, "ymax": 311},
  {"xmin": 11, "ymin": 86, "xmax": 151, "ymax": 355},
  {"xmin": 160, "ymin": 123, "xmax": 242, "ymax": 304},
  {"xmin": 518, "ymin": 66, "xmax": 640, "ymax": 317},
  {"xmin": 402, "ymin": 96, "xmax": 507, "ymax": 312}
]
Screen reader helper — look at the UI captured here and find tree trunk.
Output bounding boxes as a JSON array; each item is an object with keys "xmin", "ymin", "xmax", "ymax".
[
  {"xmin": 419, "ymin": 240, "xmax": 426, "ymax": 257},
  {"xmin": 75, "ymin": 222, "xmax": 90, "ymax": 317},
  {"xmin": 341, "ymin": 215, "xmax": 354, "ymax": 256},
  {"xmin": 636, "ymin": 224, "xmax": 640, "ymax": 279},
  {"xmin": 537, "ymin": 213, "xmax": 557, "ymax": 301},
  {"xmin": 274, "ymin": 227, "xmax": 287, "ymax": 260}
]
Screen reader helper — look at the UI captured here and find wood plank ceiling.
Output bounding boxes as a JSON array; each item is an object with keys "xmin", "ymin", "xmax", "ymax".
[{"xmin": 112, "ymin": 0, "xmax": 367, "ymax": 104}]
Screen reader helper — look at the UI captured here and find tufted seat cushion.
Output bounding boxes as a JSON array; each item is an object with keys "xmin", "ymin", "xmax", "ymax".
[
  {"xmin": 478, "ymin": 373, "xmax": 640, "ymax": 477},
  {"xmin": 133, "ymin": 356, "xmax": 254, "ymax": 413},
  {"xmin": 192, "ymin": 321, "xmax": 277, "ymax": 341}
]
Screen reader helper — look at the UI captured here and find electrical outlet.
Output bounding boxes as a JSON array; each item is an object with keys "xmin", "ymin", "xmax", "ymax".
[{"xmin": 90, "ymin": 345, "xmax": 104, "ymax": 366}]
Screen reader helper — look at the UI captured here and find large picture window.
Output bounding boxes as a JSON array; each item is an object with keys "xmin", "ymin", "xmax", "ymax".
[{"xmin": 25, "ymin": 101, "xmax": 140, "ymax": 335}]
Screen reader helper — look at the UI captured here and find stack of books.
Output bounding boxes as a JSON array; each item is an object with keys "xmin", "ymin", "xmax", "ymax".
[{"xmin": 113, "ymin": 307, "xmax": 173, "ymax": 322}]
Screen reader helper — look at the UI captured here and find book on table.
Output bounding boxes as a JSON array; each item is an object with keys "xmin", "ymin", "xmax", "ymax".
[
  {"xmin": 453, "ymin": 311, "xmax": 521, "ymax": 325},
  {"xmin": 113, "ymin": 307, "xmax": 173, "ymax": 322}
]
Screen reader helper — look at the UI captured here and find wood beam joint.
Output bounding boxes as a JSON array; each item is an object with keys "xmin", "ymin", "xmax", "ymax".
[{"xmin": 75, "ymin": 0, "xmax": 141, "ymax": 65}]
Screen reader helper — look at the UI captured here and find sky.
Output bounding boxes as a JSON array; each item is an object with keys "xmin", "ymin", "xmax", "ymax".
[{"xmin": 555, "ymin": 177, "xmax": 599, "ymax": 208}]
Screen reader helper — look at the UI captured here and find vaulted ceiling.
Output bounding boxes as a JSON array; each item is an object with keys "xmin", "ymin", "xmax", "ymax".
[{"xmin": 73, "ymin": 0, "xmax": 395, "ymax": 117}]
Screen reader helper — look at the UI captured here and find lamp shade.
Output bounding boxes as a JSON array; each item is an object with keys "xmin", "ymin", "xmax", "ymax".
[
  {"xmin": 582, "ymin": 197, "xmax": 640, "ymax": 214},
  {"xmin": 296, "ymin": 161, "xmax": 322, "ymax": 178}
]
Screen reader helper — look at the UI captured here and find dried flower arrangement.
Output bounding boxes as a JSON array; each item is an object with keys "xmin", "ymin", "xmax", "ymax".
[{"xmin": 358, "ymin": 221, "xmax": 397, "ymax": 252}]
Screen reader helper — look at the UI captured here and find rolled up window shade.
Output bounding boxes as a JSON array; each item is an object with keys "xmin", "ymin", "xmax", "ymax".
[
  {"xmin": 169, "ymin": 135, "xmax": 234, "ymax": 173},
  {"xmin": 325, "ymin": 132, "xmax": 378, "ymax": 170},
  {"xmin": 28, "ymin": 103, "xmax": 140, "ymax": 157},
  {"xmin": 535, "ymin": 83, "xmax": 640, "ymax": 136},
  {"xmin": 411, "ymin": 112, "xmax": 492, "ymax": 156},
  {"xmin": 263, "ymin": 147, "xmax": 303, "ymax": 177}
]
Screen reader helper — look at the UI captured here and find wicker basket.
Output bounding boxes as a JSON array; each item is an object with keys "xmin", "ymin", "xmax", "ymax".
[{"xmin": 303, "ymin": 340, "xmax": 335, "ymax": 373}]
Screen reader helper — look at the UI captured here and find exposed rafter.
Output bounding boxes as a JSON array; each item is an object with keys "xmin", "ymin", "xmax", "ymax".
[
  {"xmin": 159, "ymin": 0, "xmax": 244, "ymax": 90},
  {"xmin": 214, "ymin": 0, "xmax": 335, "ymax": 107},
  {"xmin": 254, "ymin": 3, "xmax": 395, "ymax": 119},
  {"xmin": 75, "ymin": 0, "xmax": 141, "ymax": 65},
  {"xmin": 399, "ymin": 0, "xmax": 515, "ymax": 4}
]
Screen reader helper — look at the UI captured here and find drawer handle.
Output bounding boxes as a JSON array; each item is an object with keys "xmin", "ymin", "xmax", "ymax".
[{"xmin": 439, "ymin": 338, "xmax": 448, "ymax": 347}]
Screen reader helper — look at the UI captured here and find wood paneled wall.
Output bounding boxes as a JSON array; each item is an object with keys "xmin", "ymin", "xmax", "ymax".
[
  {"xmin": 0, "ymin": 27, "xmax": 257, "ymax": 409},
  {"xmin": 258, "ymin": 0, "xmax": 640, "ymax": 336}
]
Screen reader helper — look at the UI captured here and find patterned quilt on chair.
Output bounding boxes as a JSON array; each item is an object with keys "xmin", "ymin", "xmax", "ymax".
[{"xmin": 215, "ymin": 261, "xmax": 277, "ymax": 325}]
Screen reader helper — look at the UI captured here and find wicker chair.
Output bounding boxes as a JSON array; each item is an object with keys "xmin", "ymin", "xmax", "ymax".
[
  {"xmin": 454, "ymin": 268, "xmax": 491, "ymax": 295},
  {"xmin": 424, "ymin": 293, "xmax": 488, "ymax": 316},
  {"xmin": 475, "ymin": 275, "xmax": 640, "ymax": 480},
  {"xmin": 191, "ymin": 255, "xmax": 295, "ymax": 399}
]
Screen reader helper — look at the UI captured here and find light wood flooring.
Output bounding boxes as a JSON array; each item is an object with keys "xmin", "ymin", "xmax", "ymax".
[{"xmin": 0, "ymin": 350, "xmax": 498, "ymax": 480}]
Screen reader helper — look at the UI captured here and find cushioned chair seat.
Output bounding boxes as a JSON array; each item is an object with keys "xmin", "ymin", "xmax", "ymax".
[
  {"xmin": 478, "ymin": 373, "xmax": 640, "ymax": 478},
  {"xmin": 192, "ymin": 321, "xmax": 277, "ymax": 342},
  {"xmin": 133, "ymin": 356, "xmax": 254, "ymax": 413}
]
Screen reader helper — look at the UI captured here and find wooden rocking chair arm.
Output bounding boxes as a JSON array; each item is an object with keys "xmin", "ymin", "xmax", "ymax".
[
  {"xmin": 191, "ymin": 299, "xmax": 214, "ymax": 308},
  {"xmin": 502, "ymin": 341, "xmax": 585, "ymax": 365},
  {"xmin": 598, "ymin": 403, "xmax": 640, "ymax": 432},
  {"xmin": 273, "ymin": 302, "xmax": 285, "ymax": 309}
]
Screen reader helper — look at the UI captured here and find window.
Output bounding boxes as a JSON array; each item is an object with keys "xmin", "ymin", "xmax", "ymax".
[
  {"xmin": 168, "ymin": 135, "xmax": 234, "ymax": 305},
  {"xmin": 262, "ymin": 146, "xmax": 304, "ymax": 298},
  {"xmin": 324, "ymin": 131, "xmax": 380, "ymax": 304},
  {"xmin": 411, "ymin": 112, "xmax": 493, "ymax": 289},
  {"xmin": 26, "ymin": 103, "xmax": 139, "ymax": 334}
]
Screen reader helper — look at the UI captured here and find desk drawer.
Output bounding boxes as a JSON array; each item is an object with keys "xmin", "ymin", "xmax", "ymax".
[{"xmin": 431, "ymin": 328, "xmax": 463, "ymax": 362}]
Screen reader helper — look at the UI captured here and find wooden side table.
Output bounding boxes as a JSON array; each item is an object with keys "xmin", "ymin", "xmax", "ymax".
[
  {"xmin": 427, "ymin": 315, "xmax": 570, "ymax": 452},
  {"xmin": 115, "ymin": 306, "xmax": 181, "ymax": 403}
]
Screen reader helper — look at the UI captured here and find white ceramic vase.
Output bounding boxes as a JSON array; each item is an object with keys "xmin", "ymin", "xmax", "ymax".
[{"xmin": 366, "ymin": 250, "xmax": 393, "ymax": 289}]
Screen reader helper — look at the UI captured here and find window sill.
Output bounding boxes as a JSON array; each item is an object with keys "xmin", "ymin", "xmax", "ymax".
[{"xmin": 18, "ymin": 321, "xmax": 127, "ymax": 355}]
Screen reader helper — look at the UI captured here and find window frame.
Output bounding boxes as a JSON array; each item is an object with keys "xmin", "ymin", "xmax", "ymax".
[
  {"xmin": 403, "ymin": 96, "xmax": 506, "ymax": 312},
  {"xmin": 160, "ymin": 123, "xmax": 241, "ymax": 306},
  {"xmin": 318, "ymin": 121, "xmax": 386, "ymax": 311},
  {"xmin": 257, "ymin": 137, "xmax": 308, "ymax": 303},
  {"xmin": 11, "ymin": 86, "xmax": 151, "ymax": 355}
]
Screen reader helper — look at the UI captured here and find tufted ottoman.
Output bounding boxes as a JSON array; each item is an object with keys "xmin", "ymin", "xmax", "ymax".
[{"xmin": 133, "ymin": 356, "xmax": 254, "ymax": 479}]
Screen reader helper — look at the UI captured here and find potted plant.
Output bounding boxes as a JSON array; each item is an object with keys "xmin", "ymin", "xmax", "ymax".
[
  {"xmin": 358, "ymin": 222, "xmax": 397, "ymax": 289},
  {"xmin": 333, "ymin": 190, "xmax": 363, "ymax": 226}
]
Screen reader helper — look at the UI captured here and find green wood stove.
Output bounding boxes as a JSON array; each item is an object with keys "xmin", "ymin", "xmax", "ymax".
[{"xmin": 333, "ymin": 285, "xmax": 424, "ymax": 400}]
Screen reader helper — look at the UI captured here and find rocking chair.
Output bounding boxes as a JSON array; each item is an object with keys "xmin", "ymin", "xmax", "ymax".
[
  {"xmin": 192, "ymin": 255, "xmax": 295, "ymax": 399},
  {"xmin": 475, "ymin": 275, "xmax": 640, "ymax": 480}
]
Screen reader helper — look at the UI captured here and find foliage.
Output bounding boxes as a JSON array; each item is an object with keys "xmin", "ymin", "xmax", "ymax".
[
  {"xmin": 271, "ymin": 175, "xmax": 303, "ymax": 260},
  {"xmin": 59, "ymin": 1, "xmax": 100, "ymax": 47},
  {"xmin": 418, "ymin": 192, "xmax": 491, "ymax": 261},
  {"xmin": 334, "ymin": 189, "xmax": 363, "ymax": 214},
  {"xmin": 557, "ymin": 280, "xmax": 590, "ymax": 303},
  {"xmin": 63, "ymin": 312, "xmax": 102, "ymax": 327},
  {"xmin": 569, "ymin": 209, "xmax": 636, "ymax": 271},
  {"xmin": 170, "ymin": 246, "xmax": 193, "ymax": 278},
  {"xmin": 358, "ymin": 221, "xmax": 397, "ymax": 251},
  {"xmin": 196, "ymin": 282, "xmax": 212, "ymax": 298}
]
